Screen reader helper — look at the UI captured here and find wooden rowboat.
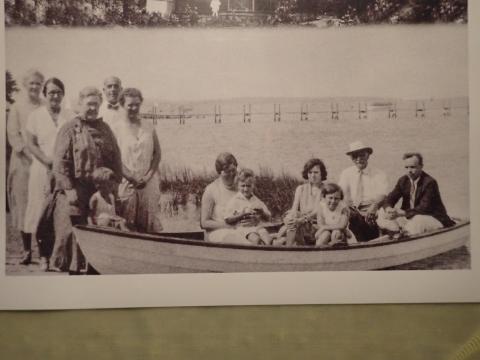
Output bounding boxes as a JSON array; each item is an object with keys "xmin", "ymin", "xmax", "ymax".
[{"xmin": 73, "ymin": 219, "xmax": 470, "ymax": 274}]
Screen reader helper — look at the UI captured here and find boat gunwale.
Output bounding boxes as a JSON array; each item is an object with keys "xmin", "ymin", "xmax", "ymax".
[{"xmin": 74, "ymin": 219, "xmax": 470, "ymax": 252}]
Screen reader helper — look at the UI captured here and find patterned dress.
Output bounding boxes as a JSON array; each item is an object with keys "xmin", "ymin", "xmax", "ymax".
[{"xmin": 116, "ymin": 118, "xmax": 163, "ymax": 233}]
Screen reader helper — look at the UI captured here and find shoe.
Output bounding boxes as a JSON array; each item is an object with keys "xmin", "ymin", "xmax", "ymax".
[
  {"xmin": 48, "ymin": 266, "xmax": 64, "ymax": 273},
  {"xmin": 19, "ymin": 251, "xmax": 32, "ymax": 265},
  {"xmin": 39, "ymin": 257, "xmax": 49, "ymax": 271}
]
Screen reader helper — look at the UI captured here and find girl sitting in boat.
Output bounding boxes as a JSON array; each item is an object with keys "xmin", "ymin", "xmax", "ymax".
[
  {"xmin": 88, "ymin": 167, "xmax": 128, "ymax": 231},
  {"xmin": 224, "ymin": 168, "xmax": 273, "ymax": 245},
  {"xmin": 315, "ymin": 183, "xmax": 356, "ymax": 247}
]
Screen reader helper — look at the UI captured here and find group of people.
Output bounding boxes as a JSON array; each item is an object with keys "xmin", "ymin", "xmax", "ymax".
[
  {"xmin": 200, "ymin": 141, "xmax": 455, "ymax": 247},
  {"xmin": 7, "ymin": 69, "xmax": 456, "ymax": 273},
  {"xmin": 7, "ymin": 70, "xmax": 162, "ymax": 273}
]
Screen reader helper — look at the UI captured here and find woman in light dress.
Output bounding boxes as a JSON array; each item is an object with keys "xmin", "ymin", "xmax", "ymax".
[
  {"xmin": 280, "ymin": 158, "xmax": 328, "ymax": 246},
  {"xmin": 7, "ymin": 69, "xmax": 44, "ymax": 265},
  {"xmin": 200, "ymin": 152, "xmax": 256, "ymax": 244},
  {"xmin": 24, "ymin": 77, "xmax": 73, "ymax": 270},
  {"xmin": 115, "ymin": 88, "xmax": 163, "ymax": 233}
]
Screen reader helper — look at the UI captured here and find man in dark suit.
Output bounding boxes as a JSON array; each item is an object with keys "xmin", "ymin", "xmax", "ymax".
[{"xmin": 377, "ymin": 152, "xmax": 455, "ymax": 235}]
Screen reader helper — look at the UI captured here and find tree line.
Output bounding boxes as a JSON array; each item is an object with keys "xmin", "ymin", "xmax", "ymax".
[{"xmin": 4, "ymin": 0, "xmax": 467, "ymax": 26}]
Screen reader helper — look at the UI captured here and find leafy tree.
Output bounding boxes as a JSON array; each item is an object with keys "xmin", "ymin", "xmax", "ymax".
[{"xmin": 6, "ymin": 71, "xmax": 18, "ymax": 105}]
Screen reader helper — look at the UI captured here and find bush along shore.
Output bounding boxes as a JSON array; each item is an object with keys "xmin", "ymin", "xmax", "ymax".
[
  {"xmin": 158, "ymin": 165, "xmax": 301, "ymax": 221},
  {"xmin": 5, "ymin": 0, "xmax": 467, "ymax": 27}
]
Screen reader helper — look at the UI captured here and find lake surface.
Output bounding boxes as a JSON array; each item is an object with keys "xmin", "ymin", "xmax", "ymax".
[
  {"xmin": 4, "ymin": 25, "xmax": 470, "ymax": 271},
  {"xmin": 6, "ymin": 25, "xmax": 467, "ymax": 101}
]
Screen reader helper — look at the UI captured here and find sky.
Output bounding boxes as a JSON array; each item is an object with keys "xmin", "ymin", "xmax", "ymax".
[{"xmin": 6, "ymin": 25, "xmax": 468, "ymax": 103}]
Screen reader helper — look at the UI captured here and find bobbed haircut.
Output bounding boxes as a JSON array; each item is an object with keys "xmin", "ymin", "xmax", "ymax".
[
  {"xmin": 119, "ymin": 88, "xmax": 144, "ymax": 106},
  {"xmin": 236, "ymin": 168, "xmax": 255, "ymax": 183},
  {"xmin": 302, "ymin": 158, "xmax": 328, "ymax": 181},
  {"xmin": 215, "ymin": 152, "xmax": 238, "ymax": 174},
  {"xmin": 321, "ymin": 182, "xmax": 344, "ymax": 200},
  {"xmin": 403, "ymin": 152, "xmax": 424, "ymax": 166},
  {"xmin": 22, "ymin": 69, "xmax": 44, "ymax": 86},
  {"xmin": 42, "ymin": 77, "xmax": 65, "ymax": 97},
  {"xmin": 92, "ymin": 167, "xmax": 116, "ymax": 185}
]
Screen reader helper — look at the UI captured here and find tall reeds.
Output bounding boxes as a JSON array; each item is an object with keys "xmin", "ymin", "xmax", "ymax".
[{"xmin": 158, "ymin": 165, "xmax": 302, "ymax": 220}]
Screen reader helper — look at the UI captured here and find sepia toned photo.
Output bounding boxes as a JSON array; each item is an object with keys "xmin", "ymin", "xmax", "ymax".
[{"xmin": 1, "ymin": 0, "xmax": 477, "ymax": 309}]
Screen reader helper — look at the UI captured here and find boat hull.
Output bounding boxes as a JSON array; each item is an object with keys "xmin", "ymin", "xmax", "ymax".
[{"xmin": 73, "ymin": 221, "xmax": 470, "ymax": 274}]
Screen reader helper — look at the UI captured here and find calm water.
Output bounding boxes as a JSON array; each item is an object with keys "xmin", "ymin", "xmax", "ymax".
[
  {"xmin": 6, "ymin": 25, "xmax": 467, "ymax": 101},
  {"xmin": 156, "ymin": 104, "xmax": 469, "ymax": 216},
  {"xmin": 5, "ymin": 25, "xmax": 470, "ymax": 270}
]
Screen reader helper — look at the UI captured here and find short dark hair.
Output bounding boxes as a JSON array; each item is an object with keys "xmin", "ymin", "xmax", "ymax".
[
  {"xmin": 321, "ymin": 182, "xmax": 344, "ymax": 200},
  {"xmin": 403, "ymin": 152, "xmax": 423, "ymax": 166},
  {"xmin": 237, "ymin": 168, "xmax": 255, "ymax": 183},
  {"xmin": 43, "ymin": 77, "xmax": 65, "ymax": 97},
  {"xmin": 119, "ymin": 88, "xmax": 144, "ymax": 106},
  {"xmin": 215, "ymin": 152, "xmax": 238, "ymax": 174},
  {"xmin": 302, "ymin": 158, "xmax": 327, "ymax": 181}
]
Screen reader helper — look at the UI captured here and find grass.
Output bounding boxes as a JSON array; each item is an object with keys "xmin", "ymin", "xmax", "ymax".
[{"xmin": 158, "ymin": 165, "xmax": 302, "ymax": 220}]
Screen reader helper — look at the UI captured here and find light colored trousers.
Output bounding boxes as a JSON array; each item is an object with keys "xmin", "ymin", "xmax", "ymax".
[{"xmin": 377, "ymin": 208, "xmax": 443, "ymax": 235}]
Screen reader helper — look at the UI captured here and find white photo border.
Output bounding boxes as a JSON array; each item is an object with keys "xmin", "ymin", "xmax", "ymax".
[{"xmin": 0, "ymin": 1, "xmax": 478, "ymax": 310}]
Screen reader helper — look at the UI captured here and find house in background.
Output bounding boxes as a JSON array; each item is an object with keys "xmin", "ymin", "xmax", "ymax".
[
  {"xmin": 174, "ymin": 0, "xmax": 277, "ymax": 15},
  {"xmin": 146, "ymin": 0, "xmax": 175, "ymax": 17}
]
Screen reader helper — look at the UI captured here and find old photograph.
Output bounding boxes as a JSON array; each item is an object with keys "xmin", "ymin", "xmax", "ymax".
[{"xmin": 1, "ymin": 0, "xmax": 477, "ymax": 309}]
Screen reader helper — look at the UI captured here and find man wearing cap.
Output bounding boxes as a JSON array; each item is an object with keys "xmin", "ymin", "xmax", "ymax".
[
  {"xmin": 98, "ymin": 76, "xmax": 123, "ymax": 132},
  {"xmin": 338, "ymin": 141, "xmax": 388, "ymax": 241},
  {"xmin": 377, "ymin": 152, "xmax": 455, "ymax": 235}
]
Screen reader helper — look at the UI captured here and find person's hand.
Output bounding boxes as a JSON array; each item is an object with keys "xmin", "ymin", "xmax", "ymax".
[
  {"xmin": 365, "ymin": 205, "xmax": 378, "ymax": 225},
  {"xmin": 135, "ymin": 177, "xmax": 147, "ymax": 190},
  {"xmin": 239, "ymin": 212, "xmax": 260, "ymax": 227},
  {"xmin": 65, "ymin": 189, "xmax": 78, "ymax": 205},
  {"xmin": 23, "ymin": 147, "xmax": 33, "ymax": 161},
  {"xmin": 286, "ymin": 217, "xmax": 296, "ymax": 227}
]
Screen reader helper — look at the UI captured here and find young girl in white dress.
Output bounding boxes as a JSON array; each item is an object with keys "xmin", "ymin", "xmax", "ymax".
[
  {"xmin": 315, "ymin": 183, "xmax": 357, "ymax": 247},
  {"xmin": 89, "ymin": 167, "xmax": 127, "ymax": 230}
]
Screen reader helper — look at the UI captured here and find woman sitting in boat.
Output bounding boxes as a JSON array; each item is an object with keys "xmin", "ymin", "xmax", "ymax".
[
  {"xmin": 276, "ymin": 158, "xmax": 327, "ymax": 246},
  {"xmin": 223, "ymin": 168, "xmax": 273, "ymax": 245},
  {"xmin": 201, "ymin": 152, "xmax": 257, "ymax": 244}
]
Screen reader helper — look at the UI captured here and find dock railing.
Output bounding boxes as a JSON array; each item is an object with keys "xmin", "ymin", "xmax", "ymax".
[{"xmin": 141, "ymin": 99, "xmax": 468, "ymax": 125}]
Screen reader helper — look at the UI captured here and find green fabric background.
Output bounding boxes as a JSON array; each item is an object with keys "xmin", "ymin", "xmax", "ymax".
[{"xmin": 1, "ymin": 304, "xmax": 479, "ymax": 359}]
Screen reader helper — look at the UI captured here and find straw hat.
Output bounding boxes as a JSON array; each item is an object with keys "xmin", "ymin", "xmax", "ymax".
[{"xmin": 346, "ymin": 141, "xmax": 373, "ymax": 156}]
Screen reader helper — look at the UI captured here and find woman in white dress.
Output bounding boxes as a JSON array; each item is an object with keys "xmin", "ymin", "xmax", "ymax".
[
  {"xmin": 200, "ymin": 152, "xmax": 254, "ymax": 244},
  {"xmin": 7, "ymin": 69, "xmax": 44, "ymax": 264},
  {"xmin": 116, "ymin": 88, "xmax": 163, "ymax": 233},
  {"xmin": 24, "ymin": 78, "xmax": 73, "ymax": 270}
]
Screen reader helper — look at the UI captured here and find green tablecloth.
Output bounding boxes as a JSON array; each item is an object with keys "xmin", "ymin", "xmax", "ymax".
[{"xmin": 1, "ymin": 304, "xmax": 479, "ymax": 359}]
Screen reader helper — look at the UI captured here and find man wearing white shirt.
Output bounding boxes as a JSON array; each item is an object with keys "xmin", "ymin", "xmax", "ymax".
[
  {"xmin": 338, "ymin": 141, "xmax": 388, "ymax": 241},
  {"xmin": 98, "ymin": 76, "xmax": 123, "ymax": 131}
]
